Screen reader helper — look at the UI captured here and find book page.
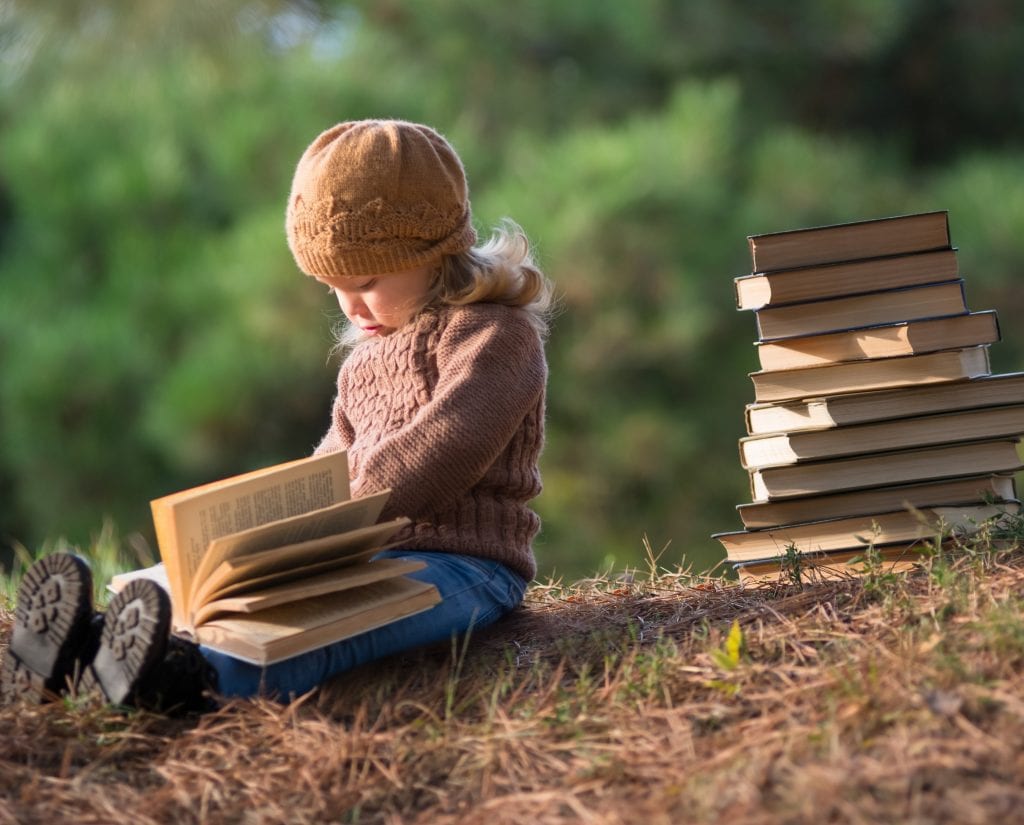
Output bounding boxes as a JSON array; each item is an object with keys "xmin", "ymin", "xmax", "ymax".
[
  {"xmin": 150, "ymin": 451, "xmax": 349, "ymax": 627},
  {"xmin": 190, "ymin": 547, "xmax": 383, "ymax": 607},
  {"xmin": 187, "ymin": 490, "xmax": 390, "ymax": 610},
  {"xmin": 191, "ymin": 557, "xmax": 425, "ymax": 625},
  {"xmin": 189, "ymin": 518, "xmax": 409, "ymax": 617},
  {"xmin": 195, "ymin": 577, "xmax": 441, "ymax": 665},
  {"xmin": 107, "ymin": 562, "xmax": 171, "ymax": 596}
]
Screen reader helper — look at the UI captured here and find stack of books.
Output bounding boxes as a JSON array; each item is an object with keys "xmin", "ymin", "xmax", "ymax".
[{"xmin": 714, "ymin": 211, "xmax": 1024, "ymax": 582}]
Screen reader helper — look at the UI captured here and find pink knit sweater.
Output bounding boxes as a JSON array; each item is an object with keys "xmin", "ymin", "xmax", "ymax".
[{"xmin": 314, "ymin": 303, "xmax": 547, "ymax": 580}]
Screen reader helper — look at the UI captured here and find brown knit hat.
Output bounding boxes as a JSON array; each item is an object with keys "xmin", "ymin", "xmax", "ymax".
[{"xmin": 285, "ymin": 119, "xmax": 477, "ymax": 278}]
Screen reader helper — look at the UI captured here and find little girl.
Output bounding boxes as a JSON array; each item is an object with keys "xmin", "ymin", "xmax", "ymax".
[{"xmin": 1, "ymin": 119, "xmax": 553, "ymax": 710}]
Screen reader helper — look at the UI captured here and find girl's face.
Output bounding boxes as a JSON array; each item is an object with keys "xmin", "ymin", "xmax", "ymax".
[{"xmin": 317, "ymin": 265, "xmax": 435, "ymax": 337}]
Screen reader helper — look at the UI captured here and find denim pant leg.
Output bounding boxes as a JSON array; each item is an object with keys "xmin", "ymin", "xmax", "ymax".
[{"xmin": 200, "ymin": 550, "xmax": 528, "ymax": 701}]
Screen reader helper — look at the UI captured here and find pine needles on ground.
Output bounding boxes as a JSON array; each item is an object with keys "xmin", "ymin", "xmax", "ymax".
[{"xmin": 3, "ymin": 545, "xmax": 1024, "ymax": 824}]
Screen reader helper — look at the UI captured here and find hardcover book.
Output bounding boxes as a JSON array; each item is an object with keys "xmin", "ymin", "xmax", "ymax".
[
  {"xmin": 733, "ymin": 545, "xmax": 925, "ymax": 583},
  {"xmin": 754, "ymin": 280, "xmax": 968, "ymax": 341},
  {"xmin": 715, "ymin": 503, "xmax": 1015, "ymax": 561},
  {"xmin": 747, "ymin": 211, "xmax": 951, "ymax": 273},
  {"xmin": 113, "ymin": 452, "xmax": 440, "ymax": 665},
  {"xmin": 754, "ymin": 311, "xmax": 999, "ymax": 372},
  {"xmin": 735, "ymin": 474, "xmax": 1018, "ymax": 530},
  {"xmin": 734, "ymin": 248, "xmax": 959, "ymax": 311},
  {"xmin": 749, "ymin": 439, "xmax": 1023, "ymax": 501},
  {"xmin": 749, "ymin": 346, "xmax": 990, "ymax": 404},
  {"xmin": 739, "ymin": 403, "xmax": 1024, "ymax": 470},
  {"xmin": 744, "ymin": 372, "xmax": 1024, "ymax": 435}
]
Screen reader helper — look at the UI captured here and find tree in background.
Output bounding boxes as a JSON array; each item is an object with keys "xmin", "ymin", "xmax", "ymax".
[{"xmin": 2, "ymin": 0, "xmax": 1023, "ymax": 578}]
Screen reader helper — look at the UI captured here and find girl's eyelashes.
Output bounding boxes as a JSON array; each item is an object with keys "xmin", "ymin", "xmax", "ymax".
[{"xmin": 322, "ymin": 278, "xmax": 376, "ymax": 294}]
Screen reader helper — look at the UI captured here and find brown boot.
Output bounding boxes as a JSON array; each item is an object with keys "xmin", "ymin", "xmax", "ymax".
[
  {"xmin": 134, "ymin": 634, "xmax": 220, "ymax": 715},
  {"xmin": 1, "ymin": 553, "xmax": 96, "ymax": 704},
  {"xmin": 78, "ymin": 578, "xmax": 172, "ymax": 706},
  {"xmin": 81, "ymin": 579, "xmax": 217, "ymax": 714},
  {"xmin": 3, "ymin": 556, "xmax": 213, "ymax": 714}
]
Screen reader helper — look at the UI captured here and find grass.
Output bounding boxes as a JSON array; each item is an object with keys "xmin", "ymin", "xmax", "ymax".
[
  {"xmin": 3, "ymin": 534, "xmax": 1024, "ymax": 823},
  {"xmin": 1, "ymin": 519, "xmax": 157, "ymax": 606}
]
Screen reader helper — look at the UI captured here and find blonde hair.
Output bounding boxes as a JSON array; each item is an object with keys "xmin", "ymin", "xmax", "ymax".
[
  {"xmin": 428, "ymin": 219, "xmax": 554, "ymax": 336},
  {"xmin": 333, "ymin": 219, "xmax": 554, "ymax": 350}
]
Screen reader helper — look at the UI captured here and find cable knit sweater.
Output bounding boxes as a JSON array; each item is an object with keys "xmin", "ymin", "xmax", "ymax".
[{"xmin": 313, "ymin": 302, "xmax": 547, "ymax": 581}]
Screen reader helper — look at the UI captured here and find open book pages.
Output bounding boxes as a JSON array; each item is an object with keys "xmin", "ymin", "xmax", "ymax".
[
  {"xmin": 185, "ymin": 491, "xmax": 391, "ymax": 613},
  {"xmin": 140, "ymin": 451, "xmax": 442, "ymax": 662},
  {"xmin": 151, "ymin": 451, "xmax": 352, "ymax": 628},
  {"xmin": 187, "ymin": 516, "xmax": 407, "ymax": 626},
  {"xmin": 194, "ymin": 576, "xmax": 441, "ymax": 665}
]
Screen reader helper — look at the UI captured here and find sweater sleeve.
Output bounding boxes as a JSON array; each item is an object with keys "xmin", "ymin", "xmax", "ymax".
[
  {"xmin": 353, "ymin": 307, "xmax": 546, "ymax": 519},
  {"xmin": 313, "ymin": 373, "xmax": 356, "ymax": 457}
]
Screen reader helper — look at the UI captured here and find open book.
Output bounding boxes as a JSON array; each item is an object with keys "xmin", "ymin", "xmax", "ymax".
[{"xmin": 112, "ymin": 452, "xmax": 440, "ymax": 665}]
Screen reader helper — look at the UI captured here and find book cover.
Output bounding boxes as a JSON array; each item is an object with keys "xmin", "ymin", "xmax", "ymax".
[
  {"xmin": 754, "ymin": 280, "xmax": 968, "ymax": 341},
  {"xmin": 735, "ymin": 473, "xmax": 1018, "ymax": 530},
  {"xmin": 715, "ymin": 503, "xmax": 1015, "ymax": 561},
  {"xmin": 734, "ymin": 248, "xmax": 959, "ymax": 311},
  {"xmin": 749, "ymin": 439, "xmax": 1023, "ymax": 501},
  {"xmin": 733, "ymin": 544, "xmax": 924, "ymax": 583},
  {"xmin": 745, "ymin": 372, "xmax": 1024, "ymax": 435},
  {"xmin": 739, "ymin": 402, "xmax": 1024, "ymax": 470},
  {"xmin": 754, "ymin": 311, "xmax": 999, "ymax": 372},
  {"xmin": 747, "ymin": 211, "xmax": 951, "ymax": 273},
  {"xmin": 749, "ymin": 346, "xmax": 990, "ymax": 404}
]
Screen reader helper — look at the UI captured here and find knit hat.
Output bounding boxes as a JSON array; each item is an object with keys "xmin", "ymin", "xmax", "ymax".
[{"xmin": 285, "ymin": 119, "xmax": 477, "ymax": 278}]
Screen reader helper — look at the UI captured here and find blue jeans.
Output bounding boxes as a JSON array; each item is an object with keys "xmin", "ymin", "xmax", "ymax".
[{"xmin": 200, "ymin": 550, "xmax": 528, "ymax": 700}]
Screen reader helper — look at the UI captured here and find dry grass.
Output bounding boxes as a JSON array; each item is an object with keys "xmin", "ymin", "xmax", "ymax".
[{"xmin": 3, "ymin": 547, "xmax": 1024, "ymax": 824}]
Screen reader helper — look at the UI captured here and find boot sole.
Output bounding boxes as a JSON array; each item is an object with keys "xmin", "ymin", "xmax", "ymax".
[
  {"xmin": 79, "ymin": 579, "xmax": 171, "ymax": 705},
  {"xmin": 1, "ymin": 553, "xmax": 94, "ymax": 704}
]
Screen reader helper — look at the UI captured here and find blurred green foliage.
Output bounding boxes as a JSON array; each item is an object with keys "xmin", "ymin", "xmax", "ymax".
[{"xmin": 1, "ymin": 0, "xmax": 1023, "ymax": 579}]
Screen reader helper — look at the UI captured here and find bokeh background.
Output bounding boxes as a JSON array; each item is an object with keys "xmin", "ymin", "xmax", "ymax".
[{"xmin": 2, "ymin": 0, "xmax": 1023, "ymax": 580}]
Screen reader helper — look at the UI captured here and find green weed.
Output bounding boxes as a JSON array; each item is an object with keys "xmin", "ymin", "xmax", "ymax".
[
  {"xmin": 706, "ymin": 619, "xmax": 744, "ymax": 696},
  {"xmin": 779, "ymin": 542, "xmax": 805, "ymax": 587}
]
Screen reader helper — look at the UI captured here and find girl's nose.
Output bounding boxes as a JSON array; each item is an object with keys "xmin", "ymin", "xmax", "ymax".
[{"xmin": 337, "ymin": 292, "xmax": 366, "ymax": 318}]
